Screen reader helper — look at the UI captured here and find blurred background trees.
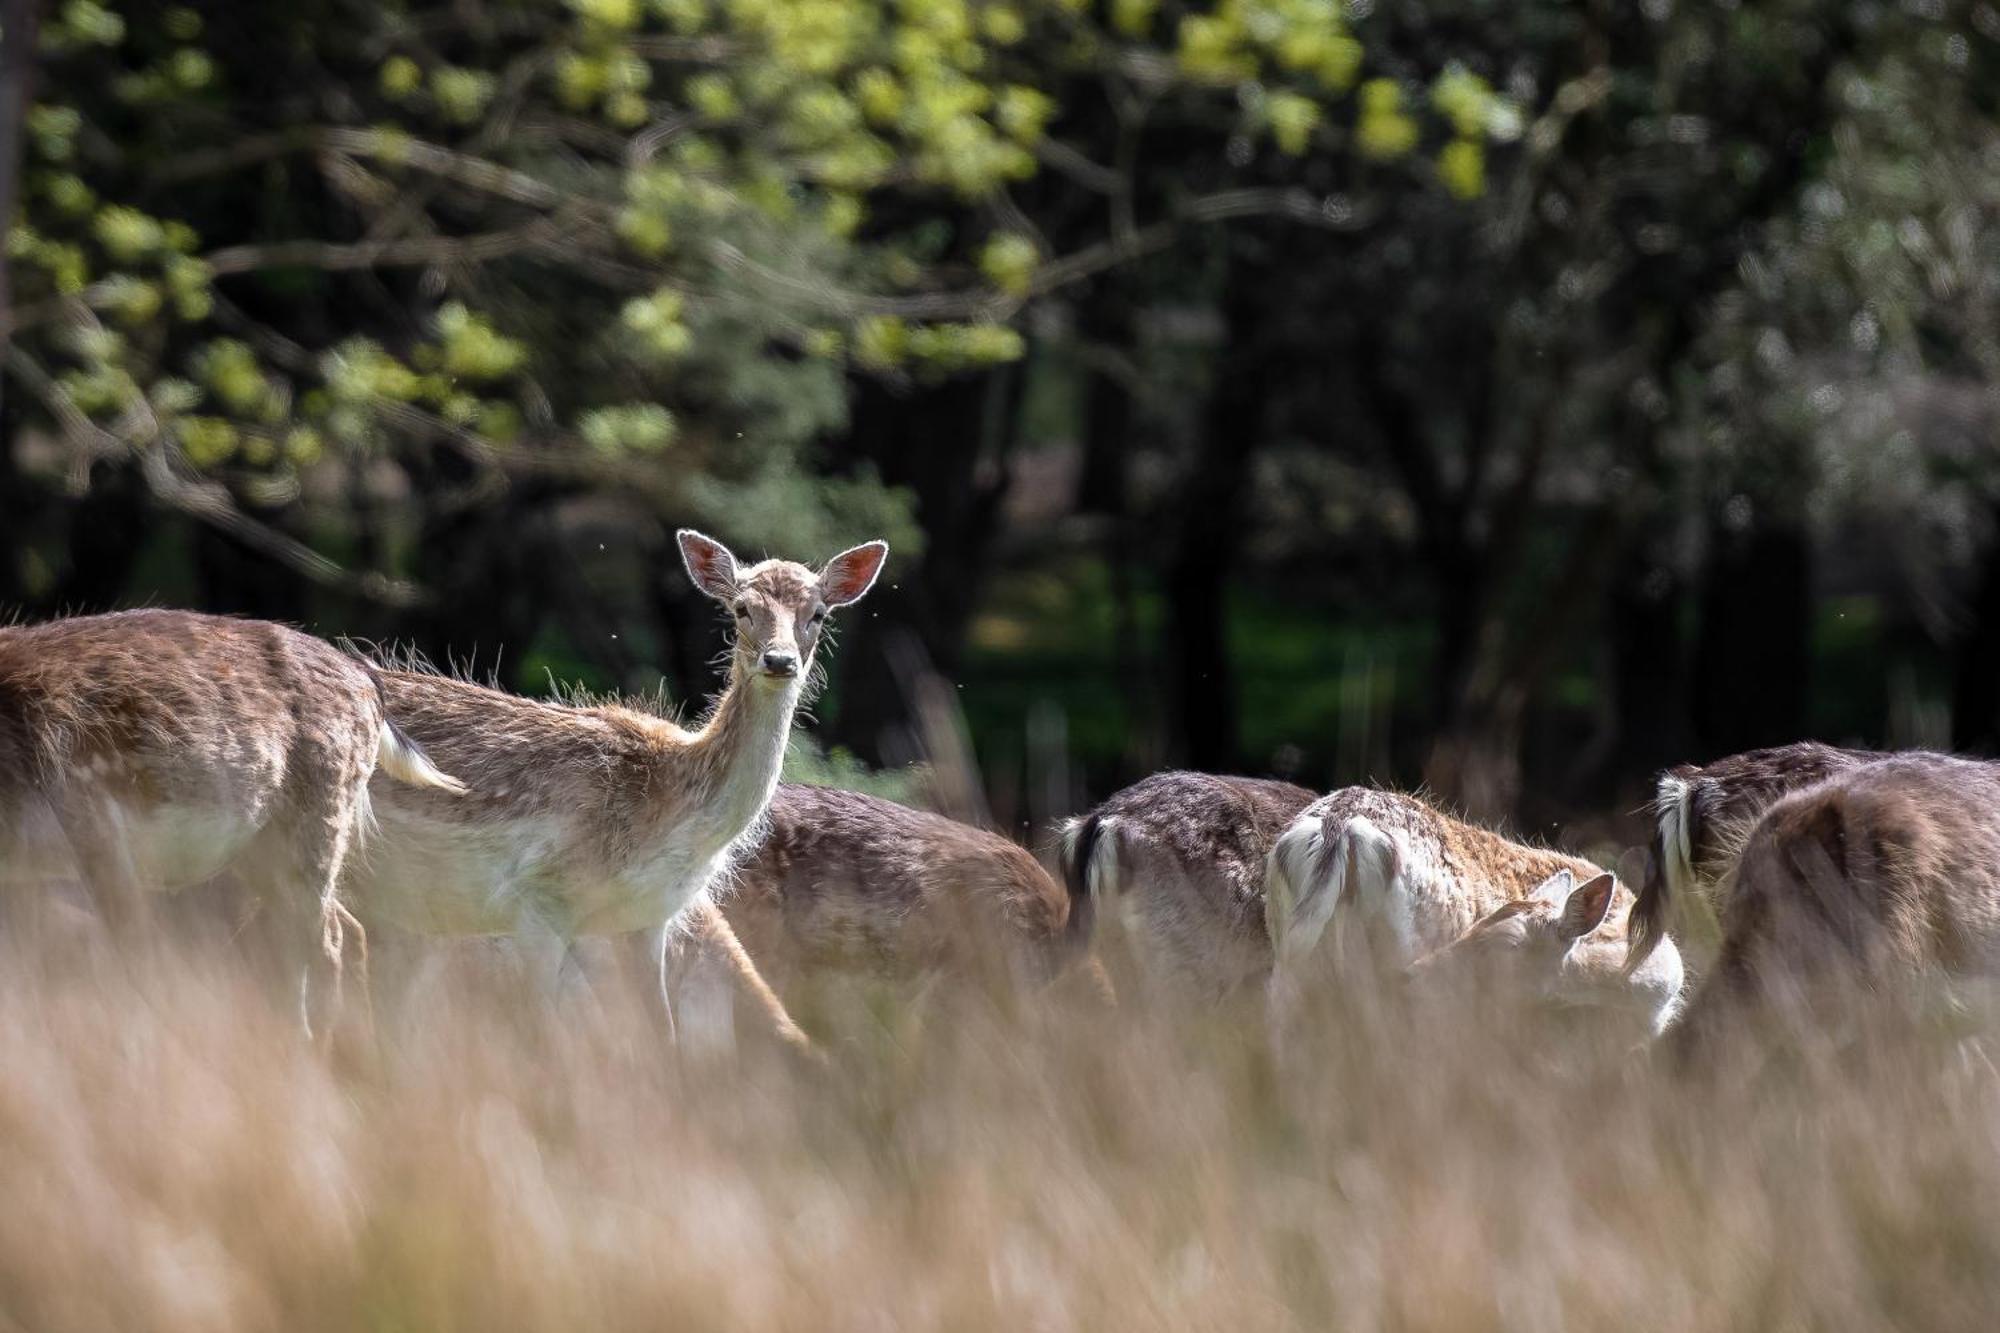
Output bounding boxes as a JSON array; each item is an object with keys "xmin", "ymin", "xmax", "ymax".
[{"xmin": 3, "ymin": 0, "xmax": 1997, "ymax": 835}]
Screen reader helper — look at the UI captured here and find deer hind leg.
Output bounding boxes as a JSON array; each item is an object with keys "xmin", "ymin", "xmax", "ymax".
[
  {"xmin": 269, "ymin": 761, "xmax": 371, "ymax": 1043},
  {"xmin": 684, "ymin": 899, "xmax": 813, "ymax": 1056}
]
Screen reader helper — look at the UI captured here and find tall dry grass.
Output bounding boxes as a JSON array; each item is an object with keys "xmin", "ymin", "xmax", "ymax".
[{"xmin": 3, "ymin": 896, "xmax": 2000, "ymax": 1333}]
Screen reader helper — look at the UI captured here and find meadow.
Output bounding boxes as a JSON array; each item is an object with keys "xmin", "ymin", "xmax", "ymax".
[{"xmin": 4, "ymin": 882, "xmax": 1998, "ymax": 1333}]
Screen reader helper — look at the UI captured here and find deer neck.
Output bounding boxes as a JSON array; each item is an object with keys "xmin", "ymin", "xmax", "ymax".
[{"xmin": 683, "ymin": 657, "xmax": 801, "ymax": 844}]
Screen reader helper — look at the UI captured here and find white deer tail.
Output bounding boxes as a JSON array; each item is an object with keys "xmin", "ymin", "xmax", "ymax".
[
  {"xmin": 1059, "ymin": 813, "xmax": 1121, "ymax": 921},
  {"xmin": 377, "ymin": 720, "xmax": 468, "ymax": 795},
  {"xmin": 1628, "ymin": 772, "xmax": 1696, "ymax": 972},
  {"xmin": 1265, "ymin": 811, "xmax": 1390, "ymax": 968},
  {"xmin": 1265, "ymin": 812, "xmax": 1329, "ymax": 960}
]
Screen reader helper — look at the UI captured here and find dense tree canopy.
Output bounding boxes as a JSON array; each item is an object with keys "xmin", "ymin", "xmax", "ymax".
[
  {"xmin": 4, "ymin": 0, "xmax": 1998, "ymax": 823},
  {"xmin": 0, "ymin": 0, "xmax": 1504, "ymax": 581}
]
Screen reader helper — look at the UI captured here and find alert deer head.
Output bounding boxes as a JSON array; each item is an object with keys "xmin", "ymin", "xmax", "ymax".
[{"xmin": 678, "ymin": 530, "xmax": 888, "ymax": 686}]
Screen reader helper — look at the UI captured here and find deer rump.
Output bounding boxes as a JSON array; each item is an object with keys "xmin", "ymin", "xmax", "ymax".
[
  {"xmin": 1631, "ymin": 741, "xmax": 1878, "ymax": 969},
  {"xmin": 1057, "ymin": 772, "xmax": 1320, "ymax": 997},
  {"xmin": 1673, "ymin": 753, "xmax": 2000, "ymax": 1048}
]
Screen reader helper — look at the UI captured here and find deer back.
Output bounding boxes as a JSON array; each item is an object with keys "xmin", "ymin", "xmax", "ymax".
[
  {"xmin": 723, "ymin": 784, "xmax": 1070, "ymax": 981},
  {"xmin": 0, "ymin": 610, "xmax": 387, "ymax": 888},
  {"xmin": 1270, "ymin": 787, "xmax": 1604, "ymax": 963},
  {"xmin": 0, "ymin": 610, "xmax": 372, "ymax": 795}
]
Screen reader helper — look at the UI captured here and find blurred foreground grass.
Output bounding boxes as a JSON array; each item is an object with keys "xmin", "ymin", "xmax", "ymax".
[{"xmin": 2, "ymin": 896, "xmax": 1999, "ymax": 1332}]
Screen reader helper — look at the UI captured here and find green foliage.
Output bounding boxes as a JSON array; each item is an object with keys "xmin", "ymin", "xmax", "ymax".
[
  {"xmin": 579, "ymin": 404, "xmax": 678, "ymax": 453},
  {"xmin": 5, "ymin": 0, "xmax": 1504, "ymax": 585},
  {"xmin": 1357, "ymin": 79, "xmax": 1418, "ymax": 160},
  {"xmin": 978, "ymin": 233, "xmax": 1038, "ymax": 296},
  {"xmin": 433, "ymin": 304, "xmax": 528, "ymax": 382}
]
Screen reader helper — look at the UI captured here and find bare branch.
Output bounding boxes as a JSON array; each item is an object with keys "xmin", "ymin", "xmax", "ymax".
[
  {"xmin": 1033, "ymin": 139, "xmax": 1125, "ymax": 195},
  {"xmin": 626, "ymin": 35, "xmax": 742, "ymax": 63},
  {"xmin": 316, "ymin": 128, "xmax": 573, "ymax": 209},
  {"xmin": 708, "ymin": 186, "xmax": 1378, "ymax": 322},
  {"xmin": 4, "ymin": 347, "xmax": 423, "ymax": 606},
  {"xmin": 203, "ymin": 217, "xmax": 574, "ymax": 278},
  {"xmin": 149, "ymin": 127, "xmax": 577, "ymax": 211}
]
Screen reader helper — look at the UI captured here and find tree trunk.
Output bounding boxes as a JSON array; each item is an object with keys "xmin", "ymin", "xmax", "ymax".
[
  {"xmin": 0, "ymin": 0, "xmax": 40, "ymax": 421},
  {"xmin": 1952, "ymin": 506, "xmax": 2000, "ymax": 755},
  {"xmin": 1075, "ymin": 285, "xmax": 1134, "ymax": 518},
  {"xmin": 1607, "ymin": 541, "xmax": 1693, "ymax": 784},
  {"xmin": 192, "ymin": 497, "xmax": 316, "ymax": 623},
  {"xmin": 1423, "ymin": 502, "xmax": 1631, "ymax": 821},
  {"xmin": 825, "ymin": 366, "xmax": 1020, "ymax": 764},
  {"xmin": 1162, "ymin": 295, "xmax": 1265, "ymax": 771},
  {"xmin": 397, "ymin": 463, "xmax": 557, "ymax": 688},
  {"xmin": 1692, "ymin": 509, "xmax": 1811, "ymax": 757},
  {"xmin": 1075, "ymin": 281, "xmax": 1154, "ymax": 773},
  {"xmin": 49, "ymin": 459, "xmax": 151, "ymax": 613}
]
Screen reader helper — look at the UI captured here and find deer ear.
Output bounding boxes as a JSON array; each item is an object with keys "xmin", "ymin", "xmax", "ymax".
[
  {"xmin": 818, "ymin": 540, "xmax": 888, "ymax": 607},
  {"xmin": 677, "ymin": 529, "xmax": 739, "ymax": 602},
  {"xmin": 1526, "ymin": 869, "xmax": 1574, "ymax": 909},
  {"xmin": 1558, "ymin": 873, "xmax": 1618, "ymax": 941}
]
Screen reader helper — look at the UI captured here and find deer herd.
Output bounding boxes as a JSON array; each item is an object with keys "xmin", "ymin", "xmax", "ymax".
[{"xmin": 1, "ymin": 529, "xmax": 1994, "ymax": 1064}]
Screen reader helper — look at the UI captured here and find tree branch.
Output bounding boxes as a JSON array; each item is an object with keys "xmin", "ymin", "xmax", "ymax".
[
  {"xmin": 711, "ymin": 186, "xmax": 1379, "ymax": 322},
  {"xmin": 202, "ymin": 216, "xmax": 576, "ymax": 278},
  {"xmin": 4, "ymin": 346, "xmax": 423, "ymax": 606}
]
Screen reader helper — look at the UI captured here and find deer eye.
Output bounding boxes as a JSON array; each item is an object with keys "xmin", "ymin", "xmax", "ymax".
[
  {"xmin": 732, "ymin": 603, "xmax": 749, "ymax": 621},
  {"xmin": 808, "ymin": 607, "xmax": 827, "ymax": 626}
]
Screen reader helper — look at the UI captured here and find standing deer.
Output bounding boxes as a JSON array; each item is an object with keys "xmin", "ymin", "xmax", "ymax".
[
  {"xmin": 344, "ymin": 531, "xmax": 887, "ymax": 1023},
  {"xmin": 1628, "ymin": 741, "xmax": 1875, "ymax": 971},
  {"xmin": 1265, "ymin": 788, "xmax": 1684, "ymax": 1034},
  {"xmin": 1057, "ymin": 771, "xmax": 1318, "ymax": 997},
  {"xmin": 1667, "ymin": 752, "xmax": 2000, "ymax": 1058},
  {"xmin": 678, "ymin": 782, "xmax": 1101, "ymax": 1048},
  {"xmin": 0, "ymin": 609, "xmax": 465, "ymax": 1032}
]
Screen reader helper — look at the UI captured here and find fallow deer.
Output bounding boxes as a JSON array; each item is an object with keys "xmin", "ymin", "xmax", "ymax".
[
  {"xmin": 1628, "ymin": 741, "xmax": 1876, "ymax": 971},
  {"xmin": 0, "ymin": 609, "xmax": 465, "ymax": 1031},
  {"xmin": 680, "ymin": 782, "xmax": 1100, "ymax": 1046},
  {"xmin": 1667, "ymin": 751, "xmax": 2000, "ymax": 1058},
  {"xmin": 1265, "ymin": 788, "xmax": 1684, "ymax": 1034},
  {"xmin": 1057, "ymin": 771, "xmax": 1318, "ymax": 997},
  {"xmin": 1407, "ymin": 868, "xmax": 1683, "ymax": 1036},
  {"xmin": 344, "ymin": 531, "xmax": 887, "ymax": 1021}
]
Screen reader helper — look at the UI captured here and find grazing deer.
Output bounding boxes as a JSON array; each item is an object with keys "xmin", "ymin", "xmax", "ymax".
[
  {"xmin": 1058, "ymin": 771, "xmax": 1318, "ymax": 997},
  {"xmin": 681, "ymin": 782, "xmax": 1101, "ymax": 1046},
  {"xmin": 1628, "ymin": 741, "xmax": 1875, "ymax": 971},
  {"xmin": 345, "ymin": 531, "xmax": 887, "ymax": 1021},
  {"xmin": 1265, "ymin": 788, "xmax": 1684, "ymax": 1033},
  {"xmin": 1668, "ymin": 751, "xmax": 2000, "ymax": 1057},
  {"xmin": 0, "ymin": 609, "xmax": 465, "ymax": 1031},
  {"xmin": 1407, "ymin": 868, "xmax": 1684, "ymax": 1036}
]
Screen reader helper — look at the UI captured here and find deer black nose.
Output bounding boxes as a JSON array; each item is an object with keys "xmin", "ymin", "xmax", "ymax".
[{"xmin": 761, "ymin": 649, "xmax": 799, "ymax": 676}]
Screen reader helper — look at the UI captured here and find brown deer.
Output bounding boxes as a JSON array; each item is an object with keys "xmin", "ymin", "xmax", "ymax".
[
  {"xmin": 677, "ymin": 782, "xmax": 1099, "ymax": 1047},
  {"xmin": 1057, "ymin": 771, "xmax": 1318, "ymax": 998},
  {"xmin": 0, "ymin": 609, "xmax": 465, "ymax": 1031},
  {"xmin": 1667, "ymin": 751, "xmax": 2000, "ymax": 1058},
  {"xmin": 1265, "ymin": 788, "xmax": 1684, "ymax": 1034},
  {"xmin": 1406, "ymin": 869, "xmax": 1678, "ymax": 1036},
  {"xmin": 344, "ymin": 531, "xmax": 887, "ymax": 1021},
  {"xmin": 1627, "ymin": 741, "xmax": 1876, "ymax": 971}
]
